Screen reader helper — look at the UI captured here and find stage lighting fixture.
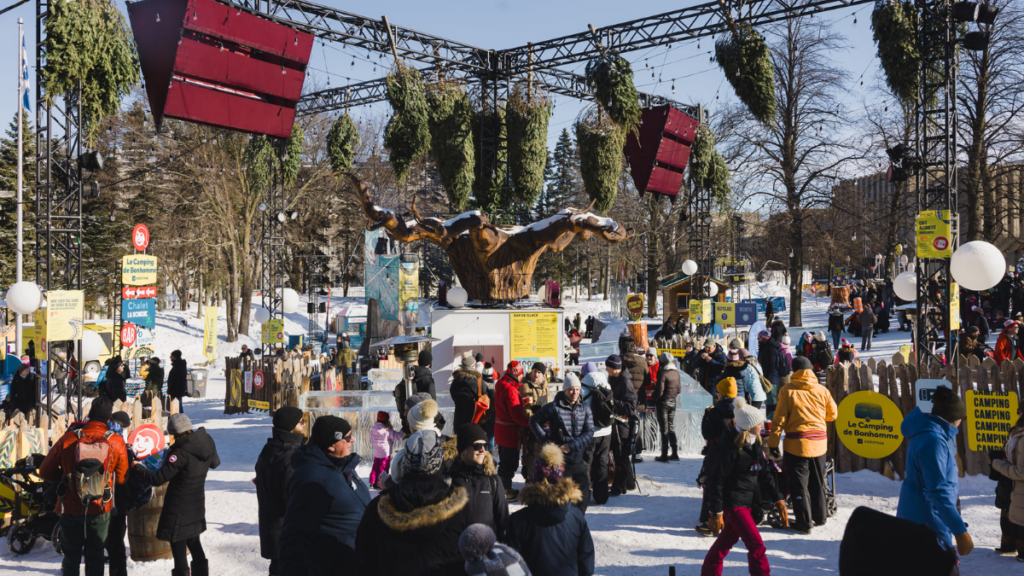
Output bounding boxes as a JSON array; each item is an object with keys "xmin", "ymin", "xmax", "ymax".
[
  {"xmin": 78, "ymin": 150, "xmax": 104, "ymax": 171},
  {"xmin": 952, "ymin": 1, "xmax": 998, "ymax": 24},
  {"xmin": 287, "ymin": 210, "xmax": 299, "ymax": 220},
  {"xmin": 963, "ymin": 31, "xmax": 990, "ymax": 51}
]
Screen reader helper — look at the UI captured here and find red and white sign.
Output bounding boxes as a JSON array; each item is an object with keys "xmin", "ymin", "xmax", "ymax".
[
  {"xmin": 122, "ymin": 286, "xmax": 158, "ymax": 299},
  {"xmin": 933, "ymin": 236, "xmax": 949, "ymax": 251},
  {"xmin": 132, "ymin": 224, "xmax": 150, "ymax": 251},
  {"xmin": 128, "ymin": 424, "xmax": 166, "ymax": 459},
  {"xmin": 254, "ymin": 369, "xmax": 265, "ymax": 390},
  {"xmin": 120, "ymin": 323, "xmax": 137, "ymax": 348}
]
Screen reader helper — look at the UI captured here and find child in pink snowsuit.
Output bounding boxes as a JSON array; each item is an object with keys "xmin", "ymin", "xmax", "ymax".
[{"xmin": 369, "ymin": 410, "xmax": 402, "ymax": 489}]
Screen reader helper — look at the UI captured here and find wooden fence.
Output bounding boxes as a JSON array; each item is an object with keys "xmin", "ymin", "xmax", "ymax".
[{"xmin": 826, "ymin": 354, "xmax": 1023, "ymax": 478}]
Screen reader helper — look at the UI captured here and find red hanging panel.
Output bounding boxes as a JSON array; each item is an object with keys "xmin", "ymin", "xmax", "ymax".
[
  {"xmin": 624, "ymin": 105, "xmax": 701, "ymax": 198},
  {"xmin": 127, "ymin": 0, "xmax": 313, "ymax": 138}
]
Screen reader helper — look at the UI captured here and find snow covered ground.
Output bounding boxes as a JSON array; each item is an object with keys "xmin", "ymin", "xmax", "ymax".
[{"xmin": 1, "ymin": 283, "xmax": 1009, "ymax": 575}]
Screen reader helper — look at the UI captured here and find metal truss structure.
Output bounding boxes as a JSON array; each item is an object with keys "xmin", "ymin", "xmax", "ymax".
[
  {"xmin": 305, "ymin": 253, "xmax": 330, "ymax": 349},
  {"xmin": 34, "ymin": 0, "xmax": 85, "ymax": 422},
  {"xmin": 914, "ymin": 0, "xmax": 959, "ymax": 365},
  {"xmin": 259, "ymin": 164, "xmax": 287, "ymax": 354}
]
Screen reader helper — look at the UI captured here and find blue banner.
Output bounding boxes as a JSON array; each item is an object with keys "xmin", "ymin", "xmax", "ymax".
[
  {"xmin": 122, "ymin": 298, "xmax": 156, "ymax": 329},
  {"xmin": 735, "ymin": 303, "xmax": 758, "ymax": 326},
  {"xmin": 741, "ymin": 297, "xmax": 786, "ymax": 315}
]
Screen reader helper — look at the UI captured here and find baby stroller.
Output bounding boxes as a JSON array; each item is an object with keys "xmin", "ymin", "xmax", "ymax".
[
  {"xmin": 751, "ymin": 427, "xmax": 838, "ymax": 527},
  {"xmin": 1, "ymin": 453, "xmax": 62, "ymax": 556}
]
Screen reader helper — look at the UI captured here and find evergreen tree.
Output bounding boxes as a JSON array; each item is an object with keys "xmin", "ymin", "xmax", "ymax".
[
  {"xmin": 535, "ymin": 149, "xmax": 556, "ymax": 217},
  {"xmin": 536, "ymin": 129, "xmax": 577, "ymax": 218},
  {"xmin": 0, "ymin": 111, "xmax": 36, "ymax": 287}
]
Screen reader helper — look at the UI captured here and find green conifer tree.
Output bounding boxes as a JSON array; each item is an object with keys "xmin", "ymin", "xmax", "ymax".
[{"xmin": 0, "ymin": 111, "xmax": 36, "ymax": 287}]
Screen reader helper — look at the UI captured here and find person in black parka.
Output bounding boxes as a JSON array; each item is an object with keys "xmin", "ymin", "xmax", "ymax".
[
  {"xmin": 167, "ymin": 350, "xmax": 189, "ymax": 413},
  {"xmin": 9, "ymin": 363, "xmax": 37, "ymax": 417},
  {"xmin": 606, "ymin": 355, "xmax": 637, "ymax": 497},
  {"xmin": 501, "ymin": 444, "xmax": 595, "ymax": 576},
  {"xmin": 254, "ymin": 407, "xmax": 305, "ymax": 576},
  {"xmin": 450, "ymin": 353, "xmax": 483, "ymax": 432},
  {"xmin": 104, "ymin": 360, "xmax": 128, "ymax": 404},
  {"xmin": 413, "ymin": 349, "xmax": 437, "ymax": 399},
  {"xmin": 449, "ymin": 424, "xmax": 509, "ymax": 532},
  {"xmin": 355, "ymin": 430, "xmax": 475, "ymax": 576},
  {"xmin": 132, "ymin": 414, "xmax": 220, "ymax": 576}
]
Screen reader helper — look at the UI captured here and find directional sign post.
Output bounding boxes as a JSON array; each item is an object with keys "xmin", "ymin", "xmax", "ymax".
[{"xmin": 122, "ymin": 286, "xmax": 157, "ymax": 299}]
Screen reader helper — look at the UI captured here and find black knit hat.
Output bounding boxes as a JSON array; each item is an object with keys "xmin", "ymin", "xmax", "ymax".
[
  {"xmin": 792, "ymin": 356, "xmax": 813, "ymax": 371},
  {"xmin": 111, "ymin": 411, "xmax": 131, "ymax": 429},
  {"xmin": 931, "ymin": 386, "xmax": 967, "ymax": 423},
  {"xmin": 531, "ymin": 362, "xmax": 546, "ymax": 374},
  {"xmin": 457, "ymin": 423, "xmax": 488, "ymax": 454},
  {"xmin": 310, "ymin": 416, "xmax": 352, "ymax": 451},
  {"xmin": 273, "ymin": 406, "xmax": 304, "ymax": 432},
  {"xmin": 88, "ymin": 398, "xmax": 114, "ymax": 422},
  {"xmin": 418, "ymin": 349, "xmax": 433, "ymax": 367}
]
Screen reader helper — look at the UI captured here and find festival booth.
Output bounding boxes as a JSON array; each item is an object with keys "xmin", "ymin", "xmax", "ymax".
[{"xmin": 658, "ymin": 274, "xmax": 731, "ymax": 323}]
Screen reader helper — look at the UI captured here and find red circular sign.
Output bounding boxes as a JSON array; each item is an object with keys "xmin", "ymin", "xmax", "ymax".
[
  {"xmin": 120, "ymin": 323, "xmax": 137, "ymax": 348},
  {"xmin": 254, "ymin": 369, "xmax": 265, "ymax": 390},
  {"xmin": 933, "ymin": 236, "xmax": 949, "ymax": 251},
  {"xmin": 128, "ymin": 424, "xmax": 165, "ymax": 459},
  {"xmin": 132, "ymin": 224, "xmax": 150, "ymax": 251}
]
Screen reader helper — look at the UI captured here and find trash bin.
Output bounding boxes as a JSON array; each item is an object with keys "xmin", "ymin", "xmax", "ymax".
[{"xmin": 187, "ymin": 368, "xmax": 208, "ymax": 398}]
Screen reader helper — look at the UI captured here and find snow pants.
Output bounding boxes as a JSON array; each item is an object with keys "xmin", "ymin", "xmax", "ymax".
[
  {"xmin": 585, "ymin": 434, "xmax": 611, "ymax": 504},
  {"xmin": 785, "ymin": 453, "xmax": 827, "ymax": 529},
  {"xmin": 369, "ymin": 456, "xmax": 390, "ymax": 486},
  {"xmin": 497, "ymin": 445, "xmax": 520, "ymax": 490},
  {"xmin": 701, "ymin": 507, "xmax": 770, "ymax": 576}
]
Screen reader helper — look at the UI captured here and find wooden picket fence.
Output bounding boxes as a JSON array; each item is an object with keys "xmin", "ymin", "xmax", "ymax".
[
  {"xmin": 825, "ymin": 354, "xmax": 1023, "ymax": 479},
  {"xmin": 223, "ymin": 352, "xmax": 363, "ymax": 416}
]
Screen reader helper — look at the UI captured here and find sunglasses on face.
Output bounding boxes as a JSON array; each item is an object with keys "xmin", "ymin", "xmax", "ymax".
[{"xmin": 472, "ymin": 442, "xmax": 488, "ymax": 452}]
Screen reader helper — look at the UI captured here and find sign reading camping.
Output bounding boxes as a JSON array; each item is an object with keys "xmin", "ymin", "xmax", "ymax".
[
  {"xmin": 836, "ymin": 391, "xmax": 904, "ymax": 459},
  {"xmin": 121, "ymin": 255, "xmax": 158, "ymax": 286},
  {"xmin": 966, "ymin": 390, "xmax": 1019, "ymax": 452}
]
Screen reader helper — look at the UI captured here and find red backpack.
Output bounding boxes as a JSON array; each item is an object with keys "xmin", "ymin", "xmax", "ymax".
[{"xmin": 69, "ymin": 429, "xmax": 115, "ymax": 508}]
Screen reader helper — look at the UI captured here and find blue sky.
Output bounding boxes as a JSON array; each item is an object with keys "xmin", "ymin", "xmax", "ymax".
[{"xmin": 1, "ymin": 0, "xmax": 883, "ymax": 182}]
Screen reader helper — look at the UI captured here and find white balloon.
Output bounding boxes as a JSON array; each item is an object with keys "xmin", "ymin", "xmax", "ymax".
[
  {"xmin": 448, "ymin": 286, "xmax": 468, "ymax": 308},
  {"xmin": 254, "ymin": 307, "xmax": 271, "ymax": 324},
  {"xmin": 899, "ymin": 255, "xmax": 909, "ymax": 266},
  {"xmin": 281, "ymin": 288, "xmax": 300, "ymax": 314},
  {"xmin": 82, "ymin": 330, "xmax": 103, "ymax": 362},
  {"xmin": 951, "ymin": 241, "xmax": 1007, "ymax": 291},
  {"xmin": 682, "ymin": 260, "xmax": 698, "ymax": 276},
  {"xmin": 708, "ymin": 283, "xmax": 719, "ymax": 297},
  {"xmin": 5, "ymin": 281, "xmax": 41, "ymax": 314},
  {"xmin": 893, "ymin": 271, "xmax": 917, "ymax": 301}
]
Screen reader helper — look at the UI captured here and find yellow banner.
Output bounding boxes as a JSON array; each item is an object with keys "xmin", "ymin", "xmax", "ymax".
[
  {"xmin": 689, "ymin": 299, "xmax": 711, "ymax": 324},
  {"xmin": 657, "ymin": 348, "xmax": 688, "ymax": 358},
  {"xmin": 229, "ymin": 370, "xmax": 242, "ymax": 408},
  {"xmin": 966, "ymin": 390, "xmax": 1018, "ymax": 452},
  {"xmin": 121, "ymin": 255, "xmax": 159, "ymax": 286},
  {"xmin": 399, "ymin": 261, "xmax": 419, "ymax": 312},
  {"xmin": 916, "ymin": 210, "xmax": 952, "ymax": 258},
  {"xmin": 510, "ymin": 312, "xmax": 559, "ymax": 365},
  {"xmin": 715, "ymin": 302, "xmax": 735, "ymax": 326},
  {"xmin": 44, "ymin": 290, "xmax": 84, "ymax": 341},
  {"xmin": 203, "ymin": 306, "xmax": 218, "ymax": 362},
  {"xmin": 836, "ymin": 391, "xmax": 904, "ymax": 458},
  {"xmin": 248, "ymin": 399, "xmax": 269, "ymax": 411},
  {"xmin": 262, "ymin": 319, "xmax": 285, "ymax": 344}
]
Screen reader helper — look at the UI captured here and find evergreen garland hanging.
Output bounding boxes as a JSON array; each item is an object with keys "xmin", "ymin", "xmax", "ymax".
[
  {"xmin": 688, "ymin": 125, "xmax": 731, "ymax": 210},
  {"xmin": 44, "ymin": 0, "xmax": 140, "ymax": 144},
  {"xmin": 471, "ymin": 106, "xmax": 507, "ymax": 212},
  {"xmin": 506, "ymin": 85, "xmax": 552, "ymax": 210},
  {"xmin": 584, "ymin": 55, "xmax": 642, "ymax": 135},
  {"xmin": 383, "ymin": 65, "xmax": 431, "ymax": 184},
  {"xmin": 714, "ymin": 24, "xmax": 776, "ymax": 125},
  {"xmin": 327, "ymin": 114, "xmax": 359, "ymax": 175},
  {"xmin": 575, "ymin": 107, "xmax": 626, "ymax": 214},
  {"xmin": 871, "ymin": 0, "xmax": 942, "ymax": 106},
  {"xmin": 280, "ymin": 124, "xmax": 303, "ymax": 186},
  {"xmin": 426, "ymin": 82, "xmax": 475, "ymax": 211}
]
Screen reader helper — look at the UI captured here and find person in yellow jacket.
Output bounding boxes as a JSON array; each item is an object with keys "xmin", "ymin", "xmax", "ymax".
[{"xmin": 767, "ymin": 355, "xmax": 837, "ymax": 535}]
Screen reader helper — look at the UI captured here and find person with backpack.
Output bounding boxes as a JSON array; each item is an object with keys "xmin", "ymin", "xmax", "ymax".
[
  {"xmin": 39, "ymin": 397, "xmax": 130, "ymax": 576},
  {"xmin": 105, "ymin": 411, "xmax": 145, "ymax": 576},
  {"xmin": 738, "ymin": 349, "xmax": 767, "ymax": 408},
  {"xmin": 167, "ymin": 350, "xmax": 189, "ymax": 413},
  {"xmin": 529, "ymin": 373, "xmax": 595, "ymax": 513},
  {"xmin": 580, "ymin": 362, "xmax": 613, "ymax": 505},
  {"xmin": 132, "ymin": 413, "xmax": 221, "ymax": 576},
  {"xmin": 651, "ymin": 352, "xmax": 682, "ymax": 463},
  {"xmin": 828, "ymin": 306, "xmax": 845, "ymax": 350}
]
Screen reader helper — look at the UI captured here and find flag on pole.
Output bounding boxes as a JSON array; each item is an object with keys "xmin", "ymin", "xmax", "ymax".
[{"xmin": 20, "ymin": 33, "xmax": 31, "ymax": 111}]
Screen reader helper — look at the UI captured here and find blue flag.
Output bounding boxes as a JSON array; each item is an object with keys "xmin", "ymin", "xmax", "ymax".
[{"xmin": 20, "ymin": 34, "xmax": 31, "ymax": 111}]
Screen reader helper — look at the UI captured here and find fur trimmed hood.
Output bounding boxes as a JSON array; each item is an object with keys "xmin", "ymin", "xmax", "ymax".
[
  {"xmin": 517, "ymin": 478, "xmax": 583, "ymax": 507},
  {"xmin": 452, "ymin": 367, "xmax": 482, "ymax": 381},
  {"xmin": 441, "ymin": 435, "xmax": 458, "ymax": 464},
  {"xmin": 378, "ymin": 486, "xmax": 469, "ymax": 532}
]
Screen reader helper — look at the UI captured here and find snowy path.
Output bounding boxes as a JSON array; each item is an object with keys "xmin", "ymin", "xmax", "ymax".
[{"xmin": 0, "ymin": 286, "xmax": 1010, "ymax": 574}]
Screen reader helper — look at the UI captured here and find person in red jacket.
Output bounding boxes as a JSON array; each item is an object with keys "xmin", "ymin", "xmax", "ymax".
[
  {"xmin": 994, "ymin": 320, "xmax": 1024, "ymax": 366},
  {"xmin": 39, "ymin": 397, "xmax": 129, "ymax": 576},
  {"xmin": 494, "ymin": 360, "xmax": 531, "ymax": 501}
]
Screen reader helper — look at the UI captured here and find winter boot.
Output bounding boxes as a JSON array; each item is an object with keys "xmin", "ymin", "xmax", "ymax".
[
  {"xmin": 191, "ymin": 559, "xmax": 209, "ymax": 576},
  {"xmin": 171, "ymin": 570, "xmax": 190, "ymax": 576},
  {"xmin": 655, "ymin": 435, "xmax": 670, "ymax": 462},
  {"xmin": 669, "ymin": 433, "xmax": 680, "ymax": 461}
]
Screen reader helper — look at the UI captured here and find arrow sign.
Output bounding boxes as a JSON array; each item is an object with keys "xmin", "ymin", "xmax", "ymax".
[{"xmin": 122, "ymin": 286, "xmax": 157, "ymax": 299}]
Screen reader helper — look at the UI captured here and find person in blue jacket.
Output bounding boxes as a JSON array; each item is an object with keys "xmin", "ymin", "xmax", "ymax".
[
  {"xmin": 896, "ymin": 386, "xmax": 974, "ymax": 567},
  {"xmin": 529, "ymin": 373, "xmax": 595, "ymax": 514},
  {"xmin": 279, "ymin": 416, "xmax": 369, "ymax": 576}
]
